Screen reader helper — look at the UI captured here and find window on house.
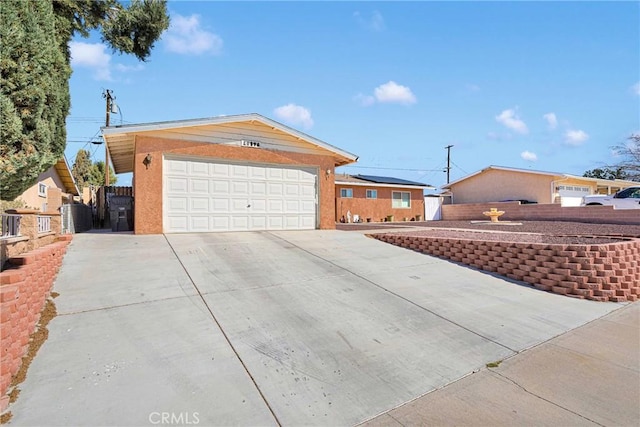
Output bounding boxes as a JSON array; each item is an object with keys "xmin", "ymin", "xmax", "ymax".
[
  {"xmin": 38, "ymin": 182, "xmax": 47, "ymax": 197},
  {"xmin": 366, "ymin": 189, "xmax": 377, "ymax": 199},
  {"xmin": 340, "ymin": 188, "xmax": 353, "ymax": 198},
  {"xmin": 392, "ymin": 191, "xmax": 411, "ymax": 208}
]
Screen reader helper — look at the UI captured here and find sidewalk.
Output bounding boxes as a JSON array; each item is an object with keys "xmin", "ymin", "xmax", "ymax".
[{"xmin": 362, "ymin": 302, "xmax": 640, "ymax": 427}]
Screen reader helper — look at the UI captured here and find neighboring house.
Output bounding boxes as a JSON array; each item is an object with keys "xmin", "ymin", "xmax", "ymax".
[
  {"xmin": 101, "ymin": 113, "xmax": 358, "ymax": 234},
  {"xmin": 442, "ymin": 165, "xmax": 638, "ymax": 206},
  {"xmin": 335, "ymin": 174, "xmax": 433, "ymax": 222},
  {"xmin": 10, "ymin": 158, "xmax": 79, "ymax": 212}
]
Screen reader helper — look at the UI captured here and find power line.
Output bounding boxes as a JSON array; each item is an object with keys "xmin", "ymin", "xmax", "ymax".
[{"xmin": 338, "ymin": 165, "xmax": 445, "ymax": 172}]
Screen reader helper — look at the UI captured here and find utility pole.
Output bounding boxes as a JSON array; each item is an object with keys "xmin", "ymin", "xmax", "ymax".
[
  {"xmin": 445, "ymin": 145, "xmax": 454, "ymax": 184},
  {"xmin": 102, "ymin": 89, "xmax": 114, "ymax": 186}
]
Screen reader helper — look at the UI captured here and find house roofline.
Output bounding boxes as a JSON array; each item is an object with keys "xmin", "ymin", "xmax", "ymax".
[{"xmin": 101, "ymin": 113, "xmax": 358, "ymax": 164}]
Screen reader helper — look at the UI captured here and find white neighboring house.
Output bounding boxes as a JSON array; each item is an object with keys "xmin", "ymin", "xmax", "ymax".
[{"xmin": 581, "ymin": 186, "xmax": 640, "ymax": 209}]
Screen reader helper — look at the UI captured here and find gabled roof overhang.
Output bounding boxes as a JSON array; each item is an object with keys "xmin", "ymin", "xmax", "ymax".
[{"xmin": 101, "ymin": 113, "xmax": 359, "ymax": 174}]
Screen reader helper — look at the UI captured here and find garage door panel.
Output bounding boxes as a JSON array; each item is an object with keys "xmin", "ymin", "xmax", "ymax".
[
  {"xmin": 211, "ymin": 216, "xmax": 230, "ymax": 230},
  {"xmin": 268, "ymin": 217, "xmax": 284, "ymax": 229},
  {"xmin": 251, "ymin": 182, "xmax": 267, "ymax": 195},
  {"xmin": 190, "ymin": 216, "xmax": 210, "ymax": 232},
  {"xmin": 167, "ymin": 216, "xmax": 188, "ymax": 232},
  {"xmin": 285, "ymin": 184, "xmax": 300, "ymax": 196},
  {"xmin": 189, "ymin": 162, "xmax": 209, "ymax": 176},
  {"xmin": 167, "ymin": 197, "xmax": 188, "ymax": 213},
  {"xmin": 301, "ymin": 200, "xmax": 316, "ymax": 213},
  {"xmin": 190, "ymin": 198, "xmax": 209, "ymax": 212},
  {"xmin": 232, "ymin": 216, "xmax": 249, "ymax": 229},
  {"xmin": 212, "ymin": 199, "xmax": 229, "ymax": 211},
  {"xmin": 212, "ymin": 163, "xmax": 229, "ymax": 176},
  {"xmin": 301, "ymin": 184, "xmax": 315, "ymax": 197},
  {"xmin": 167, "ymin": 177, "xmax": 188, "ymax": 192},
  {"xmin": 250, "ymin": 167, "xmax": 267, "ymax": 179},
  {"xmin": 286, "ymin": 200, "xmax": 300, "ymax": 212},
  {"xmin": 167, "ymin": 160, "xmax": 187, "ymax": 174},
  {"xmin": 300, "ymin": 216, "xmax": 315, "ymax": 228},
  {"xmin": 231, "ymin": 165, "xmax": 248, "ymax": 178},
  {"xmin": 251, "ymin": 199, "xmax": 267, "ymax": 212},
  {"xmin": 232, "ymin": 181, "xmax": 249, "ymax": 195},
  {"xmin": 164, "ymin": 158, "xmax": 317, "ymax": 233},
  {"xmin": 268, "ymin": 199, "xmax": 284, "ymax": 213},
  {"xmin": 232, "ymin": 199, "xmax": 249, "ymax": 211},
  {"xmin": 212, "ymin": 180, "xmax": 230, "ymax": 195},
  {"xmin": 190, "ymin": 179, "xmax": 209, "ymax": 193},
  {"xmin": 268, "ymin": 183, "xmax": 284, "ymax": 196}
]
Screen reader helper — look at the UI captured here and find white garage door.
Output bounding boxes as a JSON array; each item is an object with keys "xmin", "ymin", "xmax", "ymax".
[
  {"xmin": 164, "ymin": 157, "xmax": 318, "ymax": 233},
  {"xmin": 558, "ymin": 185, "xmax": 590, "ymax": 207}
]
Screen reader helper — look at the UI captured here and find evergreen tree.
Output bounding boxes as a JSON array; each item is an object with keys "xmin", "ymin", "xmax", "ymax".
[
  {"xmin": 1, "ymin": 0, "xmax": 168, "ymax": 201},
  {"xmin": 0, "ymin": 0, "xmax": 70, "ymax": 201},
  {"xmin": 91, "ymin": 161, "xmax": 117, "ymax": 186},
  {"xmin": 72, "ymin": 149, "xmax": 117, "ymax": 188}
]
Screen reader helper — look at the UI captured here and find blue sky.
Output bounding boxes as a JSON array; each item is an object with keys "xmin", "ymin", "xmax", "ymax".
[{"xmin": 65, "ymin": 1, "xmax": 639, "ymax": 189}]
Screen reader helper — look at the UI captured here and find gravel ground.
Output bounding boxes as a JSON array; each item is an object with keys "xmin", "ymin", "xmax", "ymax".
[{"xmin": 336, "ymin": 220, "xmax": 640, "ymax": 244}]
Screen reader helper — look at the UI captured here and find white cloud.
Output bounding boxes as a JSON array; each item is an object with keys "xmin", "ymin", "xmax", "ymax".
[
  {"xmin": 114, "ymin": 63, "xmax": 144, "ymax": 73},
  {"xmin": 164, "ymin": 14, "xmax": 223, "ymax": 55},
  {"xmin": 521, "ymin": 151, "xmax": 538, "ymax": 161},
  {"xmin": 632, "ymin": 82, "xmax": 640, "ymax": 96},
  {"xmin": 69, "ymin": 41, "xmax": 112, "ymax": 81},
  {"xmin": 273, "ymin": 104, "xmax": 314, "ymax": 129},
  {"xmin": 374, "ymin": 81, "xmax": 417, "ymax": 105},
  {"xmin": 495, "ymin": 108, "xmax": 528, "ymax": 134},
  {"xmin": 564, "ymin": 129, "xmax": 589, "ymax": 145},
  {"xmin": 354, "ymin": 10, "xmax": 385, "ymax": 31},
  {"xmin": 543, "ymin": 112, "xmax": 558, "ymax": 130}
]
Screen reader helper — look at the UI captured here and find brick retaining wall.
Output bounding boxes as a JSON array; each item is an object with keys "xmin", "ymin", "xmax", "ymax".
[
  {"xmin": 372, "ymin": 233, "xmax": 640, "ymax": 302},
  {"xmin": 442, "ymin": 202, "xmax": 640, "ymax": 225},
  {"xmin": 0, "ymin": 235, "xmax": 72, "ymax": 411}
]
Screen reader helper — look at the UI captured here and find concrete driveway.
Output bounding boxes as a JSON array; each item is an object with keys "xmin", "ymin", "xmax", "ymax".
[{"xmin": 7, "ymin": 230, "xmax": 621, "ymax": 426}]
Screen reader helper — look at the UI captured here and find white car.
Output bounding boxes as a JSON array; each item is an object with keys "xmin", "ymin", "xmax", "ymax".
[{"xmin": 581, "ymin": 186, "xmax": 640, "ymax": 209}]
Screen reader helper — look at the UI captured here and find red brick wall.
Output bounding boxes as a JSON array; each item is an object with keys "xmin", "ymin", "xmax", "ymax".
[
  {"xmin": 134, "ymin": 136, "xmax": 337, "ymax": 234},
  {"xmin": 372, "ymin": 233, "xmax": 640, "ymax": 302},
  {"xmin": 335, "ymin": 185, "xmax": 424, "ymax": 222},
  {"xmin": 0, "ymin": 235, "xmax": 72, "ymax": 410},
  {"xmin": 442, "ymin": 202, "xmax": 640, "ymax": 225}
]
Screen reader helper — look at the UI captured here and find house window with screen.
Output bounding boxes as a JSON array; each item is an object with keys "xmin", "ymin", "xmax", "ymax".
[
  {"xmin": 340, "ymin": 188, "xmax": 353, "ymax": 198},
  {"xmin": 366, "ymin": 189, "xmax": 377, "ymax": 199},
  {"xmin": 392, "ymin": 191, "xmax": 411, "ymax": 208}
]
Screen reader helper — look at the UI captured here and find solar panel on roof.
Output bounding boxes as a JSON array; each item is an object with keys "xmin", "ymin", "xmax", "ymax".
[{"xmin": 355, "ymin": 174, "xmax": 427, "ymax": 186}]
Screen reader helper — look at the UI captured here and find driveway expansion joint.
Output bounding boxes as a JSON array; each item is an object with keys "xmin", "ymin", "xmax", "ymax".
[{"xmin": 163, "ymin": 234, "xmax": 282, "ymax": 427}]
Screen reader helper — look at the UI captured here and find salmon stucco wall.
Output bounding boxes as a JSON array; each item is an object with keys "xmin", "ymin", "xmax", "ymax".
[
  {"xmin": 133, "ymin": 136, "xmax": 337, "ymax": 234},
  {"xmin": 335, "ymin": 185, "xmax": 424, "ymax": 222},
  {"xmin": 449, "ymin": 169, "xmax": 557, "ymax": 204},
  {"xmin": 16, "ymin": 168, "xmax": 67, "ymax": 212}
]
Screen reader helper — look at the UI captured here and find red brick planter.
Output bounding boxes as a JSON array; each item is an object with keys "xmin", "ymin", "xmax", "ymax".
[
  {"xmin": 0, "ymin": 235, "xmax": 72, "ymax": 411},
  {"xmin": 372, "ymin": 233, "xmax": 640, "ymax": 302}
]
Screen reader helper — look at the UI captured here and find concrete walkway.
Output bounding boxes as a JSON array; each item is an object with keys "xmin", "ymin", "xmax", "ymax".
[
  {"xmin": 363, "ymin": 302, "xmax": 640, "ymax": 426},
  {"xmin": 5, "ymin": 230, "xmax": 634, "ymax": 426}
]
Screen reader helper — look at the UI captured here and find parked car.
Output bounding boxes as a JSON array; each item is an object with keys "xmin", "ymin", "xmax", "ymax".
[{"xmin": 581, "ymin": 186, "xmax": 640, "ymax": 209}]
